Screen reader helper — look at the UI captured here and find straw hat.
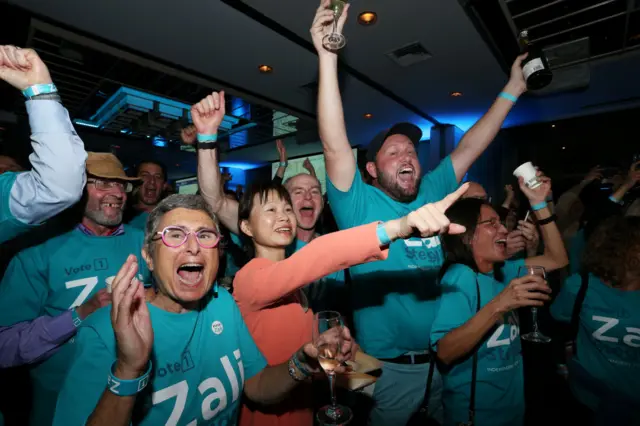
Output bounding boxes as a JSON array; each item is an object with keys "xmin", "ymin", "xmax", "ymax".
[{"xmin": 85, "ymin": 152, "xmax": 140, "ymax": 181}]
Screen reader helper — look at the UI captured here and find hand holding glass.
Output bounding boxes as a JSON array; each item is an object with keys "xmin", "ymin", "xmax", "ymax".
[
  {"xmin": 519, "ymin": 265, "xmax": 551, "ymax": 343},
  {"xmin": 323, "ymin": 0, "xmax": 347, "ymax": 51},
  {"xmin": 313, "ymin": 311, "xmax": 352, "ymax": 425}
]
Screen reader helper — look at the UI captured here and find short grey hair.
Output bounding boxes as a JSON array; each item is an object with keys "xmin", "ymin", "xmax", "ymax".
[{"xmin": 144, "ymin": 194, "xmax": 220, "ymax": 252}]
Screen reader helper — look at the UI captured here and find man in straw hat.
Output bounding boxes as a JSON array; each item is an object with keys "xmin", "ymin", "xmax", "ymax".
[{"xmin": 0, "ymin": 152, "xmax": 150, "ymax": 426}]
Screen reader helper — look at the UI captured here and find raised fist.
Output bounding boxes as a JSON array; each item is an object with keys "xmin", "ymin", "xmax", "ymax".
[{"xmin": 0, "ymin": 46, "xmax": 53, "ymax": 91}]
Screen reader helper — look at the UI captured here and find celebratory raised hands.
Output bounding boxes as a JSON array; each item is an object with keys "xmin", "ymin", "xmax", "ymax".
[
  {"xmin": 191, "ymin": 91, "xmax": 226, "ymax": 136},
  {"xmin": 111, "ymin": 255, "xmax": 153, "ymax": 379},
  {"xmin": 310, "ymin": 0, "xmax": 350, "ymax": 54},
  {"xmin": 0, "ymin": 46, "xmax": 52, "ymax": 91},
  {"xmin": 518, "ymin": 169, "xmax": 552, "ymax": 205}
]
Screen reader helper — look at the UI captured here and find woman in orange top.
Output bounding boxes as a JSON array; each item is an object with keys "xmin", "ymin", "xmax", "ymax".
[{"xmin": 233, "ymin": 181, "xmax": 469, "ymax": 426}]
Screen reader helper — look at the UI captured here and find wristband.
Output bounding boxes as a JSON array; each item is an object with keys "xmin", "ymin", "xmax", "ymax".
[
  {"xmin": 291, "ymin": 352, "xmax": 312, "ymax": 377},
  {"xmin": 107, "ymin": 361, "xmax": 152, "ymax": 396},
  {"xmin": 279, "ymin": 162, "xmax": 288, "ymax": 167},
  {"xmin": 197, "ymin": 133, "xmax": 218, "ymax": 143},
  {"xmin": 537, "ymin": 214, "xmax": 557, "ymax": 226},
  {"xmin": 376, "ymin": 222, "xmax": 391, "ymax": 246},
  {"xmin": 545, "ymin": 196, "xmax": 553, "ymax": 202},
  {"xmin": 498, "ymin": 91, "xmax": 518, "ymax": 103},
  {"xmin": 608, "ymin": 195, "xmax": 623, "ymax": 205},
  {"xmin": 531, "ymin": 201, "xmax": 547, "ymax": 211},
  {"xmin": 197, "ymin": 141, "xmax": 218, "ymax": 150},
  {"xmin": 288, "ymin": 358, "xmax": 308, "ymax": 381},
  {"xmin": 70, "ymin": 308, "xmax": 83, "ymax": 328},
  {"xmin": 23, "ymin": 83, "xmax": 57, "ymax": 99}
]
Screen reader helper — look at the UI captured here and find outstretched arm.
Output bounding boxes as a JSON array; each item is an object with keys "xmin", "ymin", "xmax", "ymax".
[
  {"xmin": 312, "ymin": 0, "xmax": 356, "ymax": 192},
  {"xmin": 450, "ymin": 55, "xmax": 528, "ymax": 183},
  {"xmin": 189, "ymin": 92, "xmax": 241, "ymax": 235}
]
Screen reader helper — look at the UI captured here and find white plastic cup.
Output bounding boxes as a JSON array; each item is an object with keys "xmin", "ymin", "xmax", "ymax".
[{"xmin": 513, "ymin": 162, "xmax": 541, "ymax": 189}]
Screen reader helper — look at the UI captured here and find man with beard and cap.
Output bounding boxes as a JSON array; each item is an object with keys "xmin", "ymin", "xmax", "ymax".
[
  {"xmin": 0, "ymin": 152, "xmax": 150, "ymax": 426},
  {"xmin": 184, "ymin": 108, "xmax": 345, "ymax": 312},
  {"xmin": 311, "ymin": 2, "xmax": 528, "ymax": 424},
  {"xmin": 127, "ymin": 160, "xmax": 167, "ymax": 230}
]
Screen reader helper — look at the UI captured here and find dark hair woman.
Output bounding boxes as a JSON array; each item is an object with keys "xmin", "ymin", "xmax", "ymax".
[
  {"xmin": 430, "ymin": 171, "xmax": 568, "ymax": 426},
  {"xmin": 550, "ymin": 216, "xmax": 640, "ymax": 425}
]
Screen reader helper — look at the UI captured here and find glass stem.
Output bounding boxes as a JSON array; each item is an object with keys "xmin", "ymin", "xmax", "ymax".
[
  {"xmin": 328, "ymin": 372, "xmax": 337, "ymax": 408},
  {"xmin": 332, "ymin": 13, "xmax": 338, "ymax": 34},
  {"xmin": 531, "ymin": 307, "xmax": 539, "ymax": 333}
]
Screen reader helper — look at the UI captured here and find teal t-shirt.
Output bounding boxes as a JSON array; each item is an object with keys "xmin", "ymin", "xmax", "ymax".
[
  {"xmin": 0, "ymin": 172, "xmax": 33, "ymax": 244},
  {"xmin": 128, "ymin": 210, "xmax": 150, "ymax": 230},
  {"xmin": 568, "ymin": 229, "xmax": 587, "ymax": 275},
  {"xmin": 326, "ymin": 157, "xmax": 458, "ymax": 358},
  {"xmin": 53, "ymin": 289, "xmax": 267, "ymax": 426},
  {"xmin": 550, "ymin": 273, "xmax": 640, "ymax": 411},
  {"xmin": 288, "ymin": 238, "xmax": 346, "ymax": 313},
  {"xmin": 0, "ymin": 226, "xmax": 149, "ymax": 426},
  {"xmin": 430, "ymin": 260, "xmax": 526, "ymax": 426}
]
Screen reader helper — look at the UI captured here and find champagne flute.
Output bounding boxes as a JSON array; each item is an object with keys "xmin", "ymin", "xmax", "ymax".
[
  {"xmin": 323, "ymin": 0, "xmax": 347, "ymax": 51},
  {"xmin": 313, "ymin": 311, "xmax": 352, "ymax": 425},
  {"xmin": 519, "ymin": 265, "xmax": 551, "ymax": 343}
]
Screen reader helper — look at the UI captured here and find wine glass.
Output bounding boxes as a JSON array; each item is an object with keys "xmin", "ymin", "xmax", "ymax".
[
  {"xmin": 519, "ymin": 265, "xmax": 551, "ymax": 343},
  {"xmin": 313, "ymin": 311, "xmax": 352, "ymax": 425},
  {"xmin": 323, "ymin": 0, "xmax": 347, "ymax": 51}
]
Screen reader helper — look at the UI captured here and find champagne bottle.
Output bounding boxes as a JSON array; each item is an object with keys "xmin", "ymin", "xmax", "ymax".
[{"xmin": 519, "ymin": 30, "xmax": 552, "ymax": 91}]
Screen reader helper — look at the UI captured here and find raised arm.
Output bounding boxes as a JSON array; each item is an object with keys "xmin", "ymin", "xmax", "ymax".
[
  {"xmin": 189, "ymin": 92, "xmax": 241, "ymax": 234},
  {"xmin": 520, "ymin": 171, "xmax": 569, "ymax": 272},
  {"xmin": 0, "ymin": 46, "xmax": 86, "ymax": 240},
  {"xmin": 235, "ymin": 184, "xmax": 469, "ymax": 309},
  {"xmin": 450, "ymin": 55, "xmax": 527, "ymax": 183},
  {"xmin": 274, "ymin": 139, "xmax": 288, "ymax": 183},
  {"xmin": 312, "ymin": 0, "xmax": 356, "ymax": 191}
]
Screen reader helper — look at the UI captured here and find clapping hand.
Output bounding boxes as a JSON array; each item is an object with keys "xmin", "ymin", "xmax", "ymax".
[
  {"xmin": 111, "ymin": 255, "xmax": 153, "ymax": 379},
  {"xmin": 191, "ymin": 91, "xmax": 226, "ymax": 136},
  {"xmin": 0, "ymin": 46, "xmax": 52, "ymax": 91},
  {"xmin": 180, "ymin": 125, "xmax": 197, "ymax": 146}
]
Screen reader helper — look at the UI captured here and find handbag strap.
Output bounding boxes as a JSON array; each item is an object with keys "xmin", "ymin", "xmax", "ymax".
[
  {"xmin": 570, "ymin": 271, "xmax": 590, "ymax": 356},
  {"xmin": 468, "ymin": 278, "xmax": 481, "ymax": 425},
  {"xmin": 418, "ymin": 352, "xmax": 436, "ymax": 412}
]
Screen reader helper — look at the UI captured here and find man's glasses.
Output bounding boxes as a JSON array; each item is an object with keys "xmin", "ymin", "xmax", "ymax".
[
  {"xmin": 87, "ymin": 179, "xmax": 132, "ymax": 193},
  {"xmin": 477, "ymin": 217, "xmax": 505, "ymax": 229},
  {"xmin": 154, "ymin": 226, "xmax": 220, "ymax": 249}
]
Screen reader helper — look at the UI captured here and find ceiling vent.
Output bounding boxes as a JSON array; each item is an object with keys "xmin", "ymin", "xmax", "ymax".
[{"xmin": 386, "ymin": 41, "xmax": 432, "ymax": 67}]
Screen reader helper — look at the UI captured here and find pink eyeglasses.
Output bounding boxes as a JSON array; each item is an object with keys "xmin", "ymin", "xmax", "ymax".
[{"xmin": 154, "ymin": 226, "xmax": 220, "ymax": 249}]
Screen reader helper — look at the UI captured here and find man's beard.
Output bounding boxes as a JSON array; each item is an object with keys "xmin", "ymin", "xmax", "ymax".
[
  {"xmin": 85, "ymin": 208, "xmax": 123, "ymax": 227},
  {"xmin": 377, "ymin": 169, "xmax": 420, "ymax": 203}
]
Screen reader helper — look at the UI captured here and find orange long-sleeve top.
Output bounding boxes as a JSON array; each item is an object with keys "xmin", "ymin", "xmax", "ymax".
[{"xmin": 234, "ymin": 222, "xmax": 388, "ymax": 426}]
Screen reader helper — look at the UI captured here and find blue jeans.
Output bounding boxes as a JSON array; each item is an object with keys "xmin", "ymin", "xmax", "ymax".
[{"xmin": 368, "ymin": 360, "xmax": 443, "ymax": 426}]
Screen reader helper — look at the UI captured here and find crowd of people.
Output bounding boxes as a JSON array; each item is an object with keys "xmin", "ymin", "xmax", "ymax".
[{"xmin": 0, "ymin": 2, "xmax": 638, "ymax": 426}]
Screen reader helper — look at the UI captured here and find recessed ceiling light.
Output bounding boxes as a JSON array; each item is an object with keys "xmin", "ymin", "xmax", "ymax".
[
  {"xmin": 450, "ymin": 91, "xmax": 463, "ymax": 97},
  {"xmin": 358, "ymin": 11, "xmax": 377, "ymax": 25},
  {"xmin": 562, "ymin": 146, "xmax": 566, "ymax": 150},
  {"xmin": 364, "ymin": 113, "xmax": 373, "ymax": 119},
  {"xmin": 552, "ymin": 124, "xmax": 556, "ymax": 128},
  {"xmin": 258, "ymin": 65, "xmax": 273, "ymax": 74}
]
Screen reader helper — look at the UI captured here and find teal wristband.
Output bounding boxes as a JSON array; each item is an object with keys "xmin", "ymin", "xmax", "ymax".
[
  {"xmin": 291, "ymin": 353, "xmax": 311, "ymax": 377},
  {"xmin": 279, "ymin": 162, "xmax": 288, "ymax": 167},
  {"xmin": 499, "ymin": 91, "xmax": 518, "ymax": 103},
  {"xmin": 70, "ymin": 309, "xmax": 82, "ymax": 328},
  {"xmin": 531, "ymin": 201, "xmax": 547, "ymax": 211},
  {"xmin": 376, "ymin": 222, "xmax": 391, "ymax": 246},
  {"xmin": 608, "ymin": 195, "xmax": 623, "ymax": 205},
  {"xmin": 23, "ymin": 83, "xmax": 57, "ymax": 98},
  {"xmin": 107, "ymin": 361, "xmax": 152, "ymax": 396},
  {"xmin": 197, "ymin": 133, "xmax": 218, "ymax": 143}
]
